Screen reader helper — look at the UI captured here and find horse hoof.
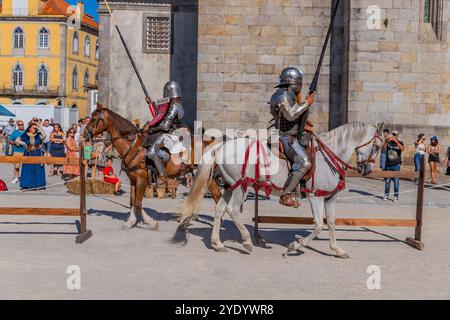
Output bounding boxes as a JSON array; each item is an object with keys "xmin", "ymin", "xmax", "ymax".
[
  {"xmin": 287, "ymin": 241, "xmax": 299, "ymax": 252},
  {"xmin": 149, "ymin": 221, "xmax": 159, "ymax": 231},
  {"xmin": 243, "ymin": 243, "xmax": 253, "ymax": 253},
  {"xmin": 212, "ymin": 244, "xmax": 227, "ymax": 252},
  {"xmin": 122, "ymin": 224, "xmax": 134, "ymax": 230},
  {"xmin": 337, "ymin": 253, "xmax": 350, "ymax": 259}
]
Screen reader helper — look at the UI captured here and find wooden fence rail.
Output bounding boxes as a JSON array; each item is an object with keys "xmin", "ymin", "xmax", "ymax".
[
  {"xmin": 0, "ymin": 144, "xmax": 92, "ymax": 243},
  {"xmin": 0, "ymin": 156, "xmax": 79, "ymax": 165}
]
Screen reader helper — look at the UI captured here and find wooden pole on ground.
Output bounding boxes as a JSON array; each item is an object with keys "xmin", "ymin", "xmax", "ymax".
[
  {"xmin": 76, "ymin": 141, "xmax": 92, "ymax": 244},
  {"xmin": 406, "ymin": 155, "xmax": 425, "ymax": 250},
  {"xmin": 254, "ymin": 190, "xmax": 260, "ymax": 243},
  {"xmin": 253, "ymin": 190, "xmax": 271, "ymax": 248}
]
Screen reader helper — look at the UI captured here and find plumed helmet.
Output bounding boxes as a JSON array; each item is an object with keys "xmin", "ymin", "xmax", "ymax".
[
  {"xmin": 277, "ymin": 67, "xmax": 304, "ymax": 87},
  {"xmin": 163, "ymin": 81, "xmax": 182, "ymax": 99}
]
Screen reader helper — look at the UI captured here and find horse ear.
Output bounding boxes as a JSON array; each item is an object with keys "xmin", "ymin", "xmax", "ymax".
[
  {"xmin": 96, "ymin": 103, "xmax": 103, "ymax": 111},
  {"xmin": 376, "ymin": 122, "xmax": 384, "ymax": 133}
]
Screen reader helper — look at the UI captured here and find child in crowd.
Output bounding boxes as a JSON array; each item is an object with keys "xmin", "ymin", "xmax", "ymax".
[
  {"xmin": 103, "ymin": 157, "xmax": 124, "ymax": 195},
  {"xmin": 83, "ymin": 140, "xmax": 93, "ymax": 178}
]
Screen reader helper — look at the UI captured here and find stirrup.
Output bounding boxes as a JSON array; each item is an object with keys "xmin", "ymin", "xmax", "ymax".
[{"xmin": 279, "ymin": 194, "xmax": 300, "ymax": 208}]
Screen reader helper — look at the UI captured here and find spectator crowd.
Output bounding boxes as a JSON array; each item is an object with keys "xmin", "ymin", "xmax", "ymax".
[
  {"xmin": 380, "ymin": 129, "xmax": 450, "ymax": 202},
  {"xmin": 1, "ymin": 118, "xmax": 449, "ymax": 198},
  {"xmin": 0, "ymin": 117, "xmax": 114, "ymax": 191}
]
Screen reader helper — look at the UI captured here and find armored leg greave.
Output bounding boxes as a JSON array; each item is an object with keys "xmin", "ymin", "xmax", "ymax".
[
  {"xmin": 280, "ymin": 136, "xmax": 312, "ymax": 194},
  {"xmin": 146, "ymin": 135, "xmax": 168, "ymax": 177}
]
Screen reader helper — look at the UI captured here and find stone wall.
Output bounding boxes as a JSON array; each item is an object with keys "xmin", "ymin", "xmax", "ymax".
[
  {"xmin": 197, "ymin": 0, "xmax": 333, "ymax": 132},
  {"xmin": 198, "ymin": 0, "xmax": 450, "ymax": 164},
  {"xmin": 348, "ymin": 0, "xmax": 450, "ymax": 163}
]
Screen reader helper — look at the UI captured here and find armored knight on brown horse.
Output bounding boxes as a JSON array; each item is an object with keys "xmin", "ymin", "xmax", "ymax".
[{"xmin": 83, "ymin": 81, "xmax": 221, "ymax": 230}]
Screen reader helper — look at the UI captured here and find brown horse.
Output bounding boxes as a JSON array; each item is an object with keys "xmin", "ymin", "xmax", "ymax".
[{"xmin": 83, "ymin": 104, "xmax": 221, "ymax": 230}]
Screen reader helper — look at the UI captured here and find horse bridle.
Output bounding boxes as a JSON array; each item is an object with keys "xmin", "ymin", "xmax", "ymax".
[
  {"xmin": 354, "ymin": 132, "xmax": 382, "ymax": 169},
  {"xmin": 86, "ymin": 110, "xmax": 105, "ymax": 141}
]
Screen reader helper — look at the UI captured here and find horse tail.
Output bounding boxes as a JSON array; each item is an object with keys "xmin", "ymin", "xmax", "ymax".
[{"xmin": 177, "ymin": 142, "xmax": 222, "ymax": 229}]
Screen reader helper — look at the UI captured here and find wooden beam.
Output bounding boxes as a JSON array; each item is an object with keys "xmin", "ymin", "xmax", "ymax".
[
  {"xmin": 0, "ymin": 208, "xmax": 80, "ymax": 216},
  {"xmin": 346, "ymin": 171, "xmax": 419, "ymax": 179},
  {"xmin": 76, "ymin": 230, "xmax": 93, "ymax": 244},
  {"xmin": 254, "ymin": 216, "xmax": 417, "ymax": 227},
  {"xmin": 405, "ymin": 237, "xmax": 424, "ymax": 250},
  {"xmin": 0, "ymin": 156, "xmax": 79, "ymax": 165},
  {"xmin": 414, "ymin": 155, "xmax": 425, "ymax": 242}
]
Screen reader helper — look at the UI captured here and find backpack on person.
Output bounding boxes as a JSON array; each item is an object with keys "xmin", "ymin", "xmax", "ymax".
[{"xmin": 0, "ymin": 179, "xmax": 8, "ymax": 191}]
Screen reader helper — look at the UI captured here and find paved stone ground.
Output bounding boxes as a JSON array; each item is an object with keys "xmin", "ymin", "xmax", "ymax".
[{"xmin": 0, "ymin": 162, "xmax": 449, "ymax": 299}]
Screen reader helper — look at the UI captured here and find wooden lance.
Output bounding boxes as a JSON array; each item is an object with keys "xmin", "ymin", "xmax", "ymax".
[
  {"xmin": 297, "ymin": 0, "xmax": 340, "ymax": 136},
  {"xmin": 309, "ymin": 0, "xmax": 341, "ymax": 94}
]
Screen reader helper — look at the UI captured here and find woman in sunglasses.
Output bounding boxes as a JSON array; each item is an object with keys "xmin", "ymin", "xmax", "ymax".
[{"xmin": 49, "ymin": 123, "xmax": 66, "ymax": 176}]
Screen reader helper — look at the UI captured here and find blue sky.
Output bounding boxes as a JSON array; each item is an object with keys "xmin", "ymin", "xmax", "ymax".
[{"xmin": 67, "ymin": 0, "xmax": 99, "ymax": 21}]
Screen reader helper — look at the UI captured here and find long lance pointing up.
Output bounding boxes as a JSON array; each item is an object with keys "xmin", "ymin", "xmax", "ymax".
[
  {"xmin": 103, "ymin": 0, "xmax": 156, "ymax": 117},
  {"xmin": 309, "ymin": 0, "xmax": 340, "ymax": 94}
]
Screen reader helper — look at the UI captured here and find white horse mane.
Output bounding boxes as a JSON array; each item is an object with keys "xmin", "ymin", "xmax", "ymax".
[{"xmin": 319, "ymin": 122, "xmax": 375, "ymax": 147}]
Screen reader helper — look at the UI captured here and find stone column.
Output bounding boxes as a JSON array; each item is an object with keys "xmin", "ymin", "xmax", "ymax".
[{"xmin": 329, "ymin": 0, "xmax": 350, "ymax": 130}]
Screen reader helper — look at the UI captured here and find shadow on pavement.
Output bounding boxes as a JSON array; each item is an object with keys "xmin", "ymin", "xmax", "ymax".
[
  {"xmin": 174, "ymin": 212, "xmax": 407, "ymax": 255},
  {"xmin": 0, "ymin": 221, "xmax": 79, "ymax": 236},
  {"xmin": 89, "ymin": 208, "xmax": 178, "ymax": 224},
  {"xmin": 347, "ymin": 188, "xmax": 384, "ymax": 200}
]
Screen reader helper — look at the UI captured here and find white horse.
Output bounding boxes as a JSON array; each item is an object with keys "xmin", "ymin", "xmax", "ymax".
[{"xmin": 175, "ymin": 123, "xmax": 383, "ymax": 258}]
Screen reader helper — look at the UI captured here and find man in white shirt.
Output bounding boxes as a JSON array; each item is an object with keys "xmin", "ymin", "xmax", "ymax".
[
  {"xmin": 42, "ymin": 119, "xmax": 54, "ymax": 156},
  {"xmin": 4, "ymin": 118, "xmax": 17, "ymax": 156},
  {"xmin": 74, "ymin": 119, "xmax": 83, "ymax": 143}
]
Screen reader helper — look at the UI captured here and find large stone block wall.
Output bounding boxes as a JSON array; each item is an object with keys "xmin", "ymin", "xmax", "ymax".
[
  {"xmin": 349, "ymin": 0, "xmax": 450, "ymax": 162},
  {"xmin": 197, "ymin": 0, "xmax": 333, "ymax": 132},
  {"xmin": 198, "ymin": 0, "xmax": 450, "ymax": 164}
]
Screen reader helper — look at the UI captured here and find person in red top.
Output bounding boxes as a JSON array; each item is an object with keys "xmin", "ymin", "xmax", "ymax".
[{"xmin": 103, "ymin": 158, "xmax": 124, "ymax": 195}]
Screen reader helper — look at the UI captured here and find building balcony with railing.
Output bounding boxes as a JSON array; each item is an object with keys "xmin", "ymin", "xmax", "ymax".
[{"xmin": 0, "ymin": 84, "xmax": 60, "ymax": 97}]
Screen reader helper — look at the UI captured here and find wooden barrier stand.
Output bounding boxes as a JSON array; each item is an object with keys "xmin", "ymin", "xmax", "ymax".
[
  {"xmin": 0, "ymin": 143, "xmax": 92, "ymax": 244},
  {"xmin": 253, "ymin": 157, "xmax": 426, "ymax": 250}
]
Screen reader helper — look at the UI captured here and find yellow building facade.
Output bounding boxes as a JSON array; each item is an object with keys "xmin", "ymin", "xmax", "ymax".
[{"xmin": 0, "ymin": 0, "xmax": 98, "ymax": 117}]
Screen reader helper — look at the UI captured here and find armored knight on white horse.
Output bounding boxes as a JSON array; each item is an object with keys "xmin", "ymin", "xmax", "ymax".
[{"xmin": 174, "ymin": 66, "xmax": 383, "ymax": 258}]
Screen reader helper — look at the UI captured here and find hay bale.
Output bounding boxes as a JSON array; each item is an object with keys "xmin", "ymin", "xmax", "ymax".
[
  {"xmin": 156, "ymin": 188, "xmax": 166, "ymax": 199},
  {"xmin": 145, "ymin": 187, "xmax": 154, "ymax": 198},
  {"xmin": 66, "ymin": 178, "xmax": 115, "ymax": 195},
  {"xmin": 91, "ymin": 179, "xmax": 115, "ymax": 194},
  {"xmin": 144, "ymin": 178, "xmax": 179, "ymax": 199}
]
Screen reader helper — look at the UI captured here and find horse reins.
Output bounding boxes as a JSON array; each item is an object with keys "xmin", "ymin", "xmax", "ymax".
[
  {"xmin": 354, "ymin": 134, "xmax": 382, "ymax": 168},
  {"xmin": 313, "ymin": 131, "xmax": 382, "ymax": 173}
]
